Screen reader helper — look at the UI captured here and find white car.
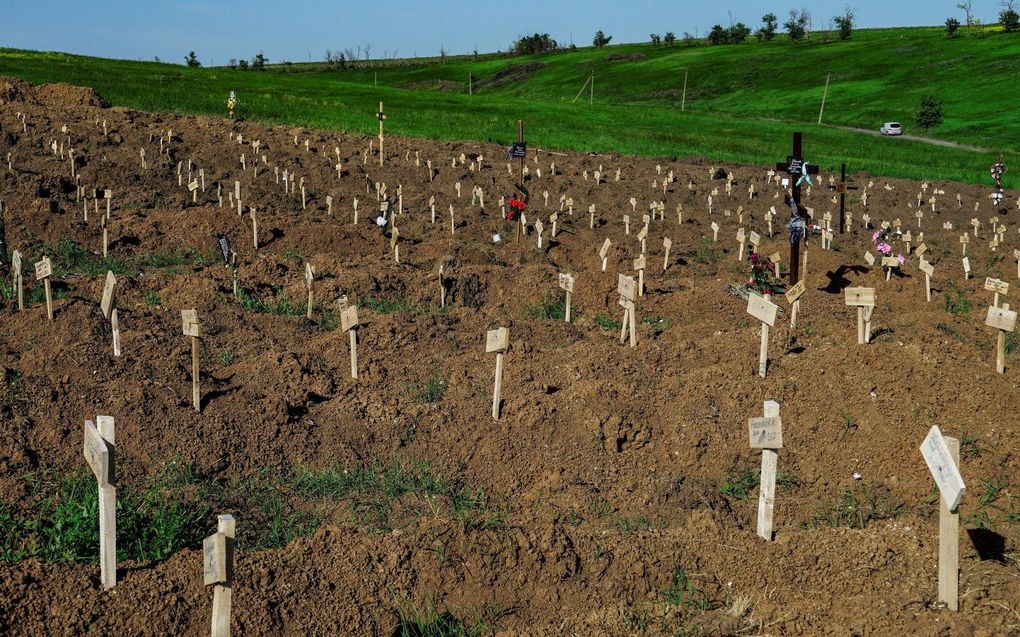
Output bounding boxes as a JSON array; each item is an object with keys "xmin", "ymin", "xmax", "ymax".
[{"xmin": 880, "ymin": 122, "xmax": 903, "ymax": 136}]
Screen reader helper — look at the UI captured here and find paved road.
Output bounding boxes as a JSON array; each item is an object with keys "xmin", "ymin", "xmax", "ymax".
[{"xmin": 833, "ymin": 126, "xmax": 992, "ymax": 153}]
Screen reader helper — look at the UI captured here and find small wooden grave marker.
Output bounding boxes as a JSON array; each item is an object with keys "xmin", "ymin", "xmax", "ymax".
[
  {"xmin": 250, "ymin": 208, "xmax": 258, "ymax": 250},
  {"xmin": 920, "ymin": 259, "xmax": 935, "ymax": 302},
  {"xmin": 845, "ymin": 287, "xmax": 876, "ymax": 344},
  {"xmin": 1014, "ymin": 249, "xmax": 1020, "ymax": 279},
  {"xmin": 11, "ymin": 250, "xmax": 23, "ymax": 311},
  {"xmin": 182, "ymin": 310, "xmax": 201, "ymax": 410},
  {"xmin": 390, "ymin": 227, "xmax": 400, "ymax": 263},
  {"xmin": 617, "ymin": 274, "xmax": 637, "ymax": 347},
  {"xmin": 881, "ymin": 256, "xmax": 900, "ymax": 282},
  {"xmin": 920, "ymin": 425, "xmax": 965, "ymax": 611},
  {"xmin": 203, "ymin": 514, "xmax": 236, "ymax": 637},
  {"xmin": 100, "ymin": 271, "xmax": 117, "ymax": 320},
  {"xmin": 438, "ymin": 264, "xmax": 447, "ymax": 307},
  {"xmin": 486, "ymin": 327, "xmax": 509, "ymax": 419},
  {"xmin": 341, "ymin": 305, "xmax": 360, "ymax": 379},
  {"xmin": 785, "ymin": 280, "xmax": 805, "ymax": 328},
  {"xmin": 710, "ymin": 221, "xmax": 720, "ymax": 242},
  {"xmin": 736, "ymin": 228, "xmax": 746, "ymax": 261},
  {"xmin": 558, "ymin": 273, "xmax": 575, "ymax": 323},
  {"xmin": 750, "ymin": 401, "xmax": 782, "ymax": 540},
  {"xmin": 599, "ymin": 238, "xmax": 611, "ymax": 271},
  {"xmin": 983, "ymin": 277, "xmax": 1008, "ymax": 307},
  {"xmin": 985, "ymin": 304, "xmax": 1017, "ymax": 374},
  {"xmin": 633, "ymin": 255, "xmax": 647, "ymax": 296},
  {"xmin": 747, "ymin": 293, "xmax": 779, "ymax": 378},
  {"xmin": 34, "ymin": 256, "xmax": 53, "ymax": 320},
  {"xmin": 962, "ymin": 257, "xmax": 971, "ymax": 281},
  {"xmin": 304, "ymin": 263, "xmax": 315, "ymax": 319},
  {"xmin": 662, "ymin": 237, "xmax": 673, "ymax": 272},
  {"xmin": 84, "ymin": 416, "xmax": 116, "ymax": 589}
]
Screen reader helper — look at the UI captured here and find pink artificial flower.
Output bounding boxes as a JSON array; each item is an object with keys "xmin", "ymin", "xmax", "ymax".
[
  {"xmin": 898, "ymin": 254, "xmax": 906, "ymax": 265},
  {"xmin": 878, "ymin": 243, "xmax": 891, "ymax": 254},
  {"xmin": 871, "ymin": 231, "xmax": 881, "ymax": 242}
]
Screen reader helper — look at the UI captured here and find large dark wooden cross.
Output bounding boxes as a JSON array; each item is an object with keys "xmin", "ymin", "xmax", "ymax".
[
  {"xmin": 775, "ymin": 132, "xmax": 819, "ymax": 284},
  {"xmin": 834, "ymin": 162, "xmax": 858, "ymax": 234}
]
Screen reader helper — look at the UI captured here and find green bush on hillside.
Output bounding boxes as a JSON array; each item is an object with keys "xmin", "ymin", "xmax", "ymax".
[{"xmin": 917, "ymin": 93, "xmax": 945, "ymax": 129}]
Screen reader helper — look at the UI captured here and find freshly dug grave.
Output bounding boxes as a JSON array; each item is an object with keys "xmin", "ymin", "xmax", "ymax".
[{"xmin": 0, "ymin": 77, "xmax": 1018, "ymax": 636}]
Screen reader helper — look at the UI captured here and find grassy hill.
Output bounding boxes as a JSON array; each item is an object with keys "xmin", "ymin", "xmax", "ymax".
[{"xmin": 1, "ymin": 25, "xmax": 1017, "ymax": 185}]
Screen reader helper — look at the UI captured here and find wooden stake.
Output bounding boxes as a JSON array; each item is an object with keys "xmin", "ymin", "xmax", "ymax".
[
  {"xmin": 845, "ymin": 288, "xmax": 876, "ymax": 345},
  {"xmin": 84, "ymin": 416, "xmax": 116, "ymax": 589},
  {"xmin": 12, "ymin": 250, "xmax": 23, "ymax": 311},
  {"xmin": 204, "ymin": 514, "xmax": 236, "ymax": 637},
  {"xmin": 986, "ymin": 304, "xmax": 1017, "ymax": 374},
  {"xmin": 341, "ymin": 306, "xmax": 360, "ymax": 379},
  {"xmin": 747, "ymin": 293, "xmax": 779, "ymax": 378},
  {"xmin": 920, "ymin": 426, "xmax": 965, "ymax": 612},
  {"xmin": 938, "ymin": 436, "xmax": 960, "ymax": 611},
  {"xmin": 305, "ymin": 263, "xmax": 315, "ymax": 320},
  {"xmin": 559, "ymin": 273, "xmax": 575, "ymax": 323},
  {"xmin": 111, "ymin": 309, "xmax": 121, "ymax": 357},
  {"xmin": 182, "ymin": 310, "xmax": 201, "ymax": 410},
  {"xmin": 751, "ymin": 401, "xmax": 782, "ymax": 541},
  {"xmin": 487, "ymin": 327, "xmax": 509, "ymax": 420},
  {"xmin": 34, "ymin": 257, "xmax": 53, "ymax": 320}
]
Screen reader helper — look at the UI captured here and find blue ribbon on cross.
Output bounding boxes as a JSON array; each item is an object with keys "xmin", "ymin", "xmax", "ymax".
[{"xmin": 796, "ymin": 162, "xmax": 814, "ymax": 187}]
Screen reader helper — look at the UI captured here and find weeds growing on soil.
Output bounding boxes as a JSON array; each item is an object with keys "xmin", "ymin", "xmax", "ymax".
[
  {"xmin": 719, "ymin": 463, "xmax": 758, "ymax": 501},
  {"xmin": 361, "ymin": 294, "xmax": 424, "ymax": 315},
  {"xmin": 594, "ymin": 314, "xmax": 621, "ymax": 331},
  {"xmin": 524, "ymin": 293, "xmax": 568, "ymax": 321},
  {"xmin": 1, "ymin": 463, "xmax": 208, "ymax": 564},
  {"xmin": 402, "ymin": 372, "xmax": 451, "ymax": 404},
  {"xmin": 944, "ymin": 285, "xmax": 971, "ymax": 315},
  {"xmin": 809, "ymin": 484, "xmax": 906, "ymax": 529}
]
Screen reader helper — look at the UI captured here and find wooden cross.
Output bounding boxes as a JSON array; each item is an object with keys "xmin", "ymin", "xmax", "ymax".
[
  {"xmin": 182, "ymin": 310, "xmax": 201, "ymax": 410},
  {"xmin": 920, "ymin": 259, "xmax": 935, "ymax": 303},
  {"xmin": 985, "ymin": 304, "xmax": 1017, "ymax": 373},
  {"xmin": 204, "ymin": 514, "xmax": 236, "ymax": 636},
  {"xmin": 920, "ymin": 425, "xmax": 964, "ymax": 611},
  {"xmin": 341, "ymin": 305, "xmax": 360, "ymax": 379},
  {"xmin": 101, "ymin": 271, "xmax": 119, "ymax": 356},
  {"xmin": 514, "ymin": 121, "xmax": 527, "ymax": 246},
  {"xmin": 34, "ymin": 256, "xmax": 53, "ymax": 320},
  {"xmin": 11, "ymin": 250, "xmax": 23, "ymax": 311},
  {"xmin": 84, "ymin": 416, "xmax": 116, "ymax": 589},
  {"xmin": 834, "ymin": 163, "xmax": 857, "ymax": 233},
  {"xmin": 785, "ymin": 280, "xmax": 805, "ymax": 328},
  {"xmin": 747, "ymin": 293, "xmax": 779, "ymax": 378},
  {"xmin": 559, "ymin": 273, "xmax": 575, "ymax": 323},
  {"xmin": 845, "ymin": 287, "xmax": 876, "ymax": 344},
  {"xmin": 775, "ymin": 132, "xmax": 820, "ymax": 283},
  {"xmin": 984, "ymin": 277, "xmax": 1008, "ymax": 308},
  {"xmin": 487, "ymin": 327, "xmax": 510, "ymax": 419},
  {"xmin": 617, "ymin": 275, "xmax": 637, "ymax": 348},
  {"xmin": 750, "ymin": 401, "xmax": 782, "ymax": 540}
]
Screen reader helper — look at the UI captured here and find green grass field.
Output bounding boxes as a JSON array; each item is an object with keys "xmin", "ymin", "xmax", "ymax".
[{"xmin": 1, "ymin": 24, "xmax": 1017, "ymax": 185}]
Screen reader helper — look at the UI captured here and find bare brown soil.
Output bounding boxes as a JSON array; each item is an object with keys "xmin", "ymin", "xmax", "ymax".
[{"xmin": 0, "ymin": 76, "xmax": 1018, "ymax": 636}]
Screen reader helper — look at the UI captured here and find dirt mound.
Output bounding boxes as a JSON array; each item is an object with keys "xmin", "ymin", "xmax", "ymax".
[
  {"xmin": 0, "ymin": 76, "xmax": 36, "ymax": 105},
  {"xmin": 398, "ymin": 79, "xmax": 464, "ymax": 92},
  {"xmin": 606, "ymin": 52, "xmax": 647, "ymax": 62},
  {"xmin": 476, "ymin": 62, "xmax": 545, "ymax": 89},
  {"xmin": 35, "ymin": 82, "xmax": 108, "ymax": 108}
]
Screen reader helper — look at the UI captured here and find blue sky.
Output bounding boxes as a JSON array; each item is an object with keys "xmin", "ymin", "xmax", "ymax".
[{"xmin": 1, "ymin": 1, "xmax": 994, "ymax": 66}]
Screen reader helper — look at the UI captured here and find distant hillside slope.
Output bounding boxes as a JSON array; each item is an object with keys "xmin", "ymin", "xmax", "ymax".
[{"xmin": 0, "ymin": 26, "xmax": 1016, "ymax": 185}]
